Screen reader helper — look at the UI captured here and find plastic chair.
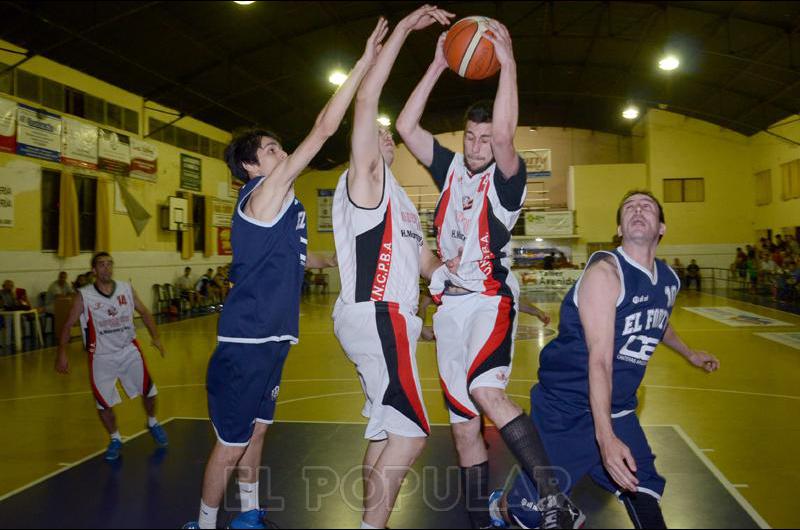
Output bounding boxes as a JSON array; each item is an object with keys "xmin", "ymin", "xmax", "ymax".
[{"xmin": 153, "ymin": 284, "xmax": 170, "ymax": 315}]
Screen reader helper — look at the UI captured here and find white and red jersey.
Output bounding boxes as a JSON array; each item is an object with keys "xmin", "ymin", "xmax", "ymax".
[
  {"xmin": 427, "ymin": 140, "xmax": 527, "ymax": 299},
  {"xmin": 79, "ymin": 281, "xmax": 138, "ymax": 356},
  {"xmin": 333, "ymin": 162, "xmax": 425, "ymax": 315}
]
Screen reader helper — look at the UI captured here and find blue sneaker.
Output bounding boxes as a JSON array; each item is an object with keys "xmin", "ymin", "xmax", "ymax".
[
  {"xmin": 228, "ymin": 509, "xmax": 273, "ymax": 529},
  {"xmin": 148, "ymin": 422, "xmax": 169, "ymax": 447},
  {"xmin": 489, "ymin": 489, "xmax": 509, "ymax": 528},
  {"xmin": 181, "ymin": 523, "xmax": 199, "ymax": 530},
  {"xmin": 104, "ymin": 439, "xmax": 122, "ymax": 462}
]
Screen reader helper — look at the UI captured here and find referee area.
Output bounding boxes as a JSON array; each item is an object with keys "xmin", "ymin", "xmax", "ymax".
[{"xmin": 0, "ymin": 289, "xmax": 796, "ymax": 528}]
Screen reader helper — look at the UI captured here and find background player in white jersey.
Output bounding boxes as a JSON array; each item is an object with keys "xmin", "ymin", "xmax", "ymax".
[
  {"xmin": 332, "ymin": 6, "xmax": 453, "ymax": 529},
  {"xmin": 55, "ymin": 252, "xmax": 167, "ymax": 462},
  {"xmin": 397, "ymin": 23, "xmax": 580, "ymax": 528},
  {"xmin": 184, "ymin": 20, "xmax": 390, "ymax": 530}
]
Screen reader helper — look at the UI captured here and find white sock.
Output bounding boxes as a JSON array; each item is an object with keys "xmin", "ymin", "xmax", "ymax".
[
  {"xmin": 360, "ymin": 522, "xmax": 380, "ymax": 529},
  {"xmin": 239, "ymin": 481, "xmax": 259, "ymax": 512},
  {"xmin": 198, "ymin": 500, "xmax": 218, "ymax": 530},
  {"xmin": 147, "ymin": 416, "xmax": 159, "ymax": 428},
  {"xmin": 110, "ymin": 431, "xmax": 122, "ymax": 441}
]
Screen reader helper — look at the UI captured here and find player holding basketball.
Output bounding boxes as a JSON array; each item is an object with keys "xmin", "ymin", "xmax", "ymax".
[
  {"xmin": 55, "ymin": 252, "xmax": 168, "ymax": 462},
  {"xmin": 397, "ymin": 21, "xmax": 583, "ymax": 528},
  {"xmin": 183, "ymin": 19, "xmax": 390, "ymax": 530},
  {"xmin": 332, "ymin": 6, "xmax": 453, "ymax": 529},
  {"xmin": 488, "ymin": 191, "xmax": 720, "ymax": 529}
]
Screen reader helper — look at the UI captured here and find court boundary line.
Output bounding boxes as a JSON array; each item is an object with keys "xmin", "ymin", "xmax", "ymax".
[
  {"xmin": 0, "ymin": 421, "xmax": 166, "ymax": 503},
  {"xmin": 0, "ymin": 417, "xmax": 772, "ymax": 528}
]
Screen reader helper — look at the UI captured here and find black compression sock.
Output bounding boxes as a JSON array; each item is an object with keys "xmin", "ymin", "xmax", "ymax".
[
  {"xmin": 499, "ymin": 413, "xmax": 560, "ymax": 498},
  {"xmin": 621, "ymin": 492, "xmax": 667, "ymax": 529},
  {"xmin": 461, "ymin": 461, "xmax": 491, "ymax": 529}
]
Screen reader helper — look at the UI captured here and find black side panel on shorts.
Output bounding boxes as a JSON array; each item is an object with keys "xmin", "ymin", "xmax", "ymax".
[
  {"xmin": 467, "ymin": 303, "xmax": 517, "ymax": 387},
  {"xmin": 374, "ymin": 302, "xmax": 428, "ymax": 434},
  {"xmin": 354, "ymin": 210, "xmax": 389, "ymax": 302}
]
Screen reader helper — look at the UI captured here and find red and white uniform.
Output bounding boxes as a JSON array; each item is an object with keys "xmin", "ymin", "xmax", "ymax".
[
  {"xmin": 332, "ymin": 162, "xmax": 430, "ymax": 440},
  {"xmin": 426, "ymin": 140, "xmax": 527, "ymax": 424},
  {"xmin": 79, "ymin": 282, "xmax": 156, "ymax": 410}
]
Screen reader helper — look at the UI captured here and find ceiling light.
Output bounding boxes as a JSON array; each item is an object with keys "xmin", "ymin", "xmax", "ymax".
[
  {"xmin": 234, "ymin": 1, "xmax": 255, "ymax": 5},
  {"xmin": 529, "ymin": 127, "xmax": 538, "ymax": 132},
  {"xmin": 622, "ymin": 106, "xmax": 640, "ymax": 120},
  {"xmin": 658, "ymin": 55, "xmax": 680, "ymax": 71},
  {"xmin": 535, "ymin": 237, "xmax": 544, "ymax": 242},
  {"xmin": 377, "ymin": 116, "xmax": 391, "ymax": 127},
  {"xmin": 328, "ymin": 71, "xmax": 347, "ymax": 86}
]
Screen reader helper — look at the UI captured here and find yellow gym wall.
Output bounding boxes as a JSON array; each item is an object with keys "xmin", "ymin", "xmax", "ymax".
[{"xmin": 750, "ymin": 115, "xmax": 800, "ymax": 233}]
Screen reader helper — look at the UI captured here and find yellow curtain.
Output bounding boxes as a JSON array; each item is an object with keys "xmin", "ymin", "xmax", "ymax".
[
  {"xmin": 95, "ymin": 179, "xmax": 111, "ymax": 252},
  {"xmin": 57, "ymin": 171, "xmax": 80, "ymax": 258},
  {"xmin": 181, "ymin": 193, "xmax": 194, "ymax": 260},
  {"xmin": 204, "ymin": 197, "xmax": 214, "ymax": 258}
]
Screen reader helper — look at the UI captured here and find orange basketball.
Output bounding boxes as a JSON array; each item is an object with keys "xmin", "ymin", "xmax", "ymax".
[{"xmin": 444, "ymin": 16, "xmax": 502, "ymax": 80}]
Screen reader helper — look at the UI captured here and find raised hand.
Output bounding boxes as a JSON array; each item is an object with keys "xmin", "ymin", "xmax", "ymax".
[
  {"xmin": 433, "ymin": 32, "xmax": 448, "ymax": 69},
  {"xmin": 399, "ymin": 4, "xmax": 455, "ymax": 33},
  {"xmin": 483, "ymin": 19, "xmax": 515, "ymax": 67},
  {"xmin": 360, "ymin": 17, "xmax": 390, "ymax": 67}
]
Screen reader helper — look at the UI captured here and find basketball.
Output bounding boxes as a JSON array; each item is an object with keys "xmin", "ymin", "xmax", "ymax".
[{"xmin": 444, "ymin": 16, "xmax": 502, "ymax": 80}]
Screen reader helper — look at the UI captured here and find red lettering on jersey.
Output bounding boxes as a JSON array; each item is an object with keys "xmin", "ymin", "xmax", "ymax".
[
  {"xmin": 118, "ymin": 295, "xmax": 128, "ymax": 306},
  {"xmin": 371, "ymin": 204, "xmax": 394, "ymax": 302}
]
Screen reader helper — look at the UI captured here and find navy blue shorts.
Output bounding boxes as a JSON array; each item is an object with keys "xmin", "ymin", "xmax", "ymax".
[
  {"xmin": 507, "ymin": 385, "xmax": 665, "ymax": 528},
  {"xmin": 207, "ymin": 341, "xmax": 290, "ymax": 446}
]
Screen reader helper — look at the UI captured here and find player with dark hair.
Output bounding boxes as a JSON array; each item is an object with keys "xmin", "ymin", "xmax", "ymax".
[
  {"xmin": 55, "ymin": 252, "xmax": 167, "ymax": 462},
  {"xmin": 397, "ymin": 23, "xmax": 582, "ymax": 528},
  {"xmin": 489, "ymin": 191, "xmax": 720, "ymax": 529},
  {"xmin": 184, "ymin": 19, "xmax": 390, "ymax": 530}
]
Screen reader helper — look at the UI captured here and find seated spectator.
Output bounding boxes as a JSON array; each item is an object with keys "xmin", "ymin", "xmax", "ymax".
[
  {"xmin": 543, "ymin": 252, "xmax": 556, "ymax": 271},
  {"xmin": 196, "ymin": 268, "xmax": 220, "ymax": 308},
  {"xmin": 672, "ymin": 258, "xmax": 686, "ymax": 285},
  {"xmin": 45, "ymin": 272, "xmax": 75, "ymax": 314},
  {"xmin": 213, "ymin": 266, "xmax": 230, "ymax": 299},
  {"xmin": 685, "ymin": 260, "xmax": 702, "ymax": 291},
  {"xmin": 2, "ymin": 280, "xmax": 31, "ymax": 310},
  {"xmin": 176, "ymin": 267, "xmax": 198, "ymax": 309}
]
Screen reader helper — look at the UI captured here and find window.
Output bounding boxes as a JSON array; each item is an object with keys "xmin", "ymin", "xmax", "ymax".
[
  {"xmin": 65, "ymin": 87, "xmax": 85, "ymax": 117},
  {"xmin": 74, "ymin": 175, "xmax": 97, "ymax": 252},
  {"xmin": 105, "ymin": 102, "xmax": 123, "ymax": 129},
  {"xmin": 147, "ymin": 117, "xmax": 224, "ymax": 160},
  {"xmin": 193, "ymin": 195, "xmax": 205, "ymax": 253},
  {"xmin": 123, "ymin": 108, "xmax": 139, "ymax": 134},
  {"xmin": 41, "ymin": 170, "xmax": 60, "ymax": 251},
  {"xmin": 0, "ymin": 63, "xmax": 12, "ymax": 95},
  {"xmin": 755, "ymin": 170, "xmax": 772, "ymax": 206},
  {"xmin": 84, "ymin": 94, "xmax": 105, "ymax": 124},
  {"xmin": 41, "ymin": 78, "xmax": 65, "ymax": 112},
  {"xmin": 15, "ymin": 69, "xmax": 39, "ymax": 102},
  {"xmin": 781, "ymin": 160, "xmax": 800, "ymax": 200},
  {"xmin": 663, "ymin": 178, "xmax": 705, "ymax": 203}
]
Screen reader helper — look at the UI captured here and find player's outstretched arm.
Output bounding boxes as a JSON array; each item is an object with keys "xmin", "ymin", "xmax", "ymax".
[
  {"xmin": 662, "ymin": 324, "xmax": 720, "ymax": 373},
  {"xmin": 484, "ymin": 20, "xmax": 519, "ymax": 179},
  {"xmin": 580, "ymin": 258, "xmax": 639, "ymax": 493},
  {"xmin": 350, "ymin": 6, "xmax": 453, "ymax": 208},
  {"xmin": 134, "ymin": 290, "xmax": 166, "ymax": 358},
  {"xmin": 519, "ymin": 300, "xmax": 551, "ymax": 326},
  {"xmin": 305, "ymin": 252, "xmax": 337, "ymax": 269},
  {"xmin": 396, "ymin": 32, "xmax": 449, "ymax": 167},
  {"xmin": 55, "ymin": 292, "xmax": 84, "ymax": 374}
]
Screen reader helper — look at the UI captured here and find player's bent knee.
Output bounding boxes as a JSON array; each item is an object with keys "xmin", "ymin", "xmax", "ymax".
[{"xmin": 470, "ymin": 386, "xmax": 506, "ymax": 408}]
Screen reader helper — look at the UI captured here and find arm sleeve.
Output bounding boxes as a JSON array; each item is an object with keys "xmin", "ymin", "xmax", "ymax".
[
  {"xmin": 493, "ymin": 154, "xmax": 527, "ymax": 211},
  {"xmin": 425, "ymin": 139, "xmax": 457, "ymax": 191}
]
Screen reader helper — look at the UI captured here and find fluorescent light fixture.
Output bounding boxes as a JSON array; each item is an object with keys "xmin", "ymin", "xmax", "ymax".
[
  {"xmin": 377, "ymin": 116, "xmax": 391, "ymax": 127},
  {"xmin": 535, "ymin": 237, "xmax": 544, "ymax": 242},
  {"xmin": 658, "ymin": 55, "xmax": 680, "ymax": 71},
  {"xmin": 328, "ymin": 71, "xmax": 347, "ymax": 86},
  {"xmin": 622, "ymin": 106, "xmax": 640, "ymax": 120},
  {"xmin": 234, "ymin": 1, "xmax": 256, "ymax": 5}
]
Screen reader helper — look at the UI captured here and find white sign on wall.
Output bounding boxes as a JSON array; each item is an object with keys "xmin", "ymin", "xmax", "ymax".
[
  {"xmin": 524, "ymin": 211, "xmax": 574, "ymax": 236},
  {"xmin": 520, "ymin": 149, "xmax": 552, "ymax": 178},
  {"xmin": 0, "ymin": 175, "xmax": 14, "ymax": 228}
]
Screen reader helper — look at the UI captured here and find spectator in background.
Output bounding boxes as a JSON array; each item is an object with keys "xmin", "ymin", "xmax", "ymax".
[
  {"xmin": 672, "ymin": 258, "xmax": 686, "ymax": 285},
  {"xmin": 543, "ymin": 252, "xmax": 556, "ymax": 271},
  {"xmin": 213, "ymin": 266, "xmax": 229, "ymax": 299},
  {"xmin": 2, "ymin": 280, "xmax": 27, "ymax": 310},
  {"xmin": 775, "ymin": 234, "xmax": 786, "ymax": 252},
  {"xmin": 787, "ymin": 235, "xmax": 799, "ymax": 255},
  {"xmin": 176, "ymin": 267, "xmax": 198, "ymax": 309},
  {"xmin": 46, "ymin": 272, "xmax": 75, "ymax": 314},
  {"xmin": 685, "ymin": 259, "xmax": 702, "ymax": 291}
]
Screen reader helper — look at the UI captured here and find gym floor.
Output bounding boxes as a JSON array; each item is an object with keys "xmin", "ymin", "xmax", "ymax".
[{"xmin": 0, "ymin": 290, "xmax": 797, "ymax": 528}]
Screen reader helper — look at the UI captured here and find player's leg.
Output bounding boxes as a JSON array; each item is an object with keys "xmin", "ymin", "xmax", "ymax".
[
  {"xmin": 121, "ymin": 342, "xmax": 167, "ymax": 446},
  {"xmin": 90, "ymin": 354, "xmax": 125, "ymax": 460},
  {"xmin": 434, "ymin": 295, "xmax": 488, "ymax": 528},
  {"xmin": 589, "ymin": 413, "xmax": 666, "ymax": 529},
  {"xmin": 233, "ymin": 342, "xmax": 290, "ymax": 519},
  {"xmin": 364, "ymin": 433, "xmax": 426, "ymax": 528}
]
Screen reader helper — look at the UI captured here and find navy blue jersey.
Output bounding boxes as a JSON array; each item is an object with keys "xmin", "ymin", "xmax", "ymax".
[
  {"xmin": 217, "ymin": 177, "xmax": 308, "ymax": 344},
  {"xmin": 537, "ymin": 248, "xmax": 680, "ymax": 414}
]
